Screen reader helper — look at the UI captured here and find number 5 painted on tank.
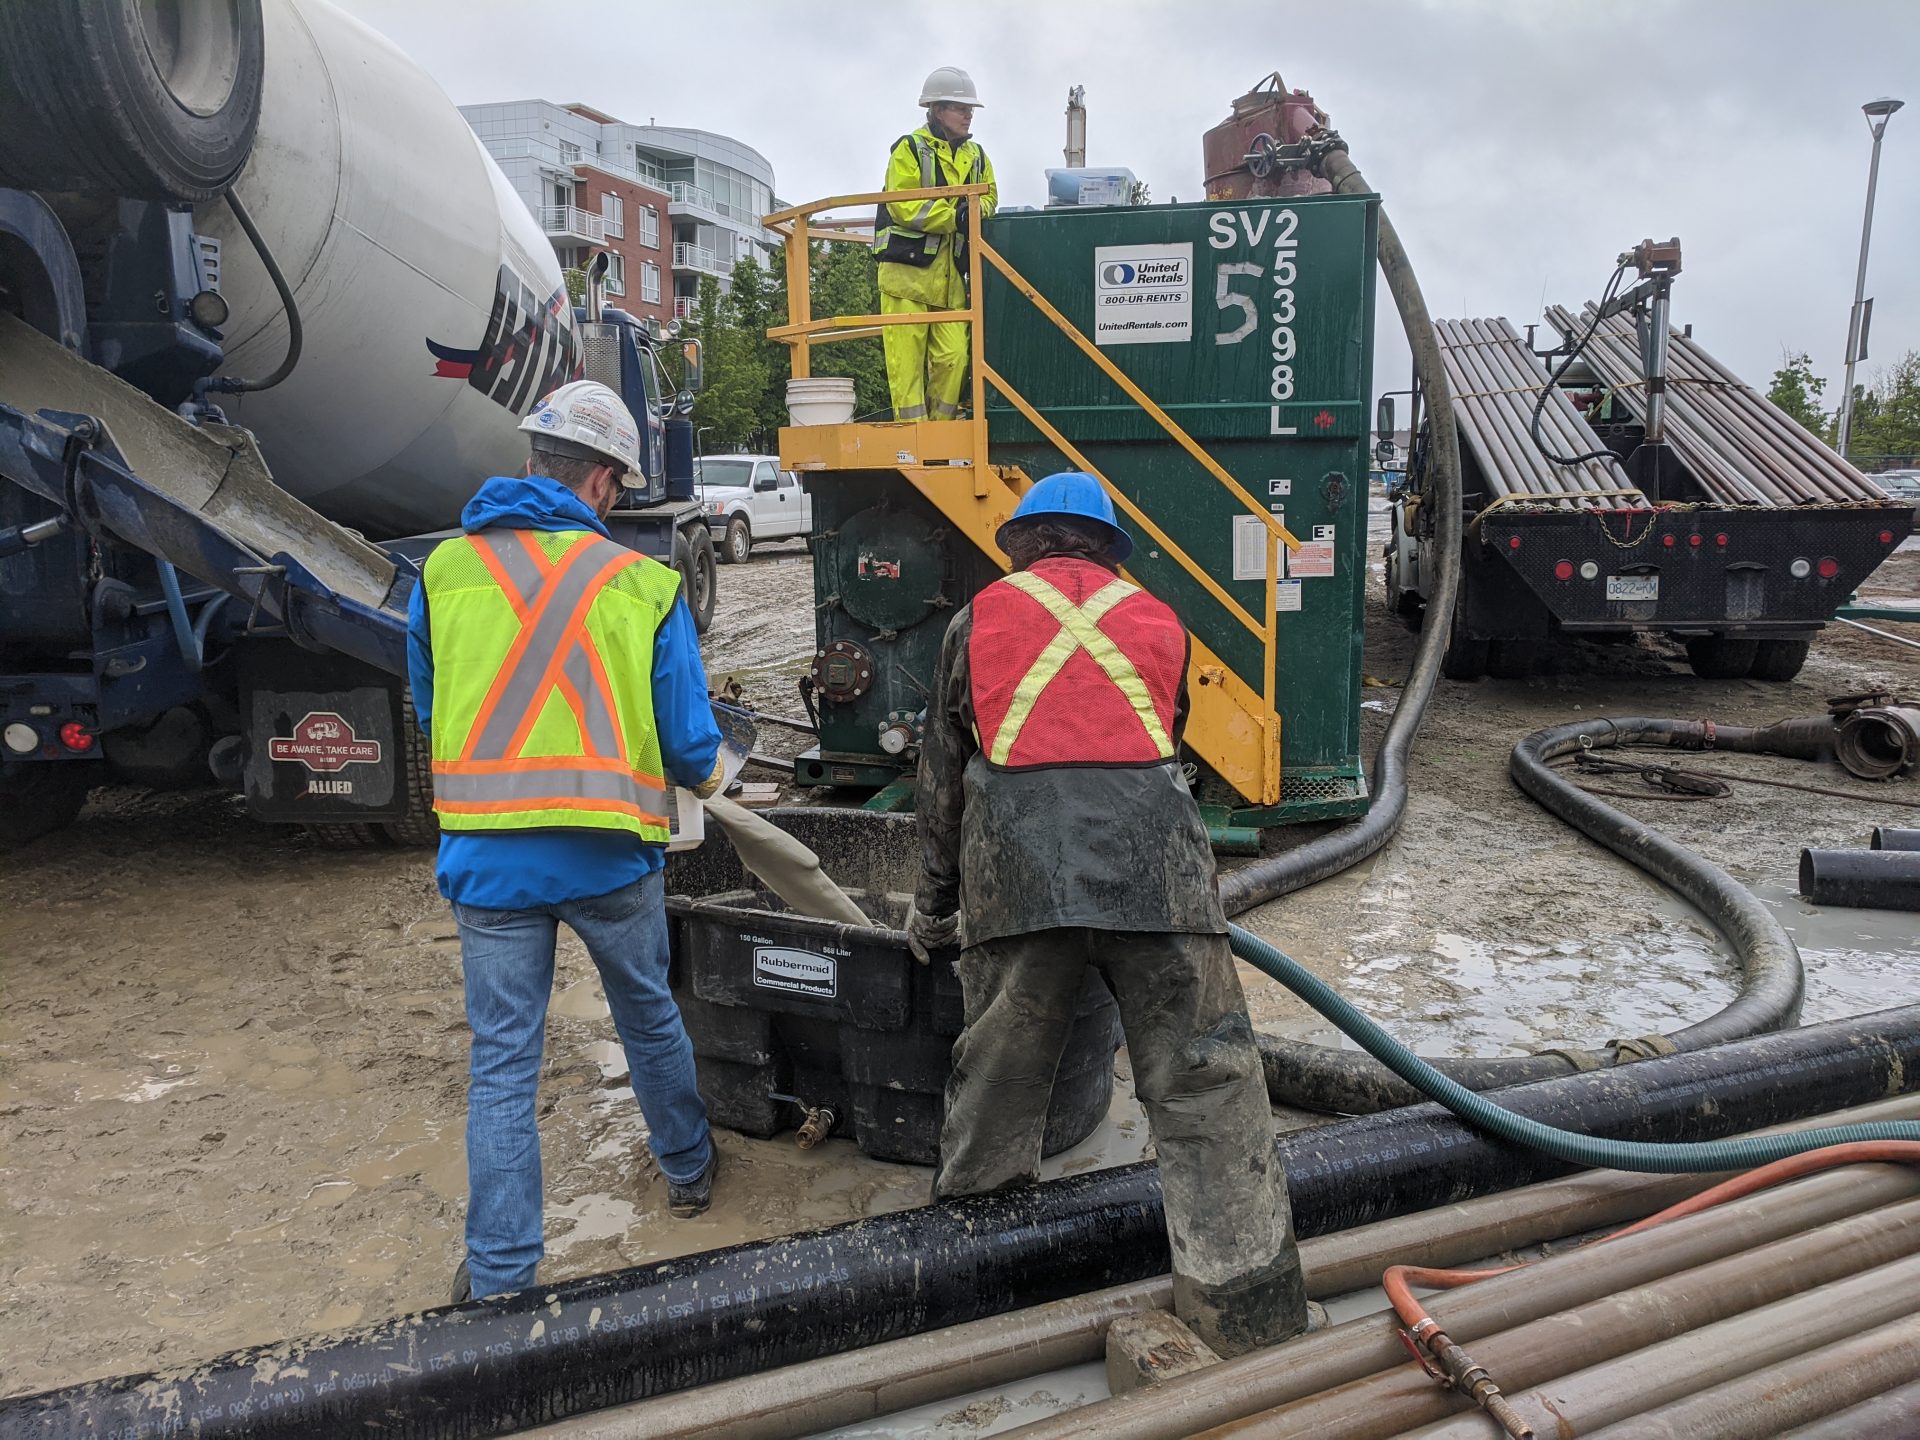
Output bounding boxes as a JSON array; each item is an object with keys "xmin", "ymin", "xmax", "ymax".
[{"xmin": 1215, "ymin": 263, "xmax": 1263, "ymax": 345}]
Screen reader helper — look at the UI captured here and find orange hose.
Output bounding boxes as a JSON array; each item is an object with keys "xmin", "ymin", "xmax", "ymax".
[{"xmin": 1385, "ymin": 1141, "xmax": 1920, "ymax": 1344}]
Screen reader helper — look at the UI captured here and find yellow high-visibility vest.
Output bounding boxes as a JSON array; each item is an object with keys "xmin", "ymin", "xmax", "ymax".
[{"xmin": 422, "ymin": 527, "xmax": 682, "ymax": 841}]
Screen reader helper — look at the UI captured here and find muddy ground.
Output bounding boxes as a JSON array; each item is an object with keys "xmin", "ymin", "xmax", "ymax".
[{"xmin": 2, "ymin": 527, "xmax": 1916, "ymax": 1398}]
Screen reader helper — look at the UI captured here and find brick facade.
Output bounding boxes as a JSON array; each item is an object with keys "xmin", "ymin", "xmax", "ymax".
[{"xmin": 568, "ymin": 170, "xmax": 672, "ymax": 331}]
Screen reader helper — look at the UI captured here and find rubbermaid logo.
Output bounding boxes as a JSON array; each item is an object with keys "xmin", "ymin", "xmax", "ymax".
[
  {"xmin": 1099, "ymin": 258, "xmax": 1189, "ymax": 289},
  {"xmin": 752, "ymin": 946, "xmax": 838, "ymax": 999}
]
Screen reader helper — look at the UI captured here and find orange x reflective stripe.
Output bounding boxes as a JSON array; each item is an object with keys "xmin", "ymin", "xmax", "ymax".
[
  {"xmin": 435, "ymin": 530, "xmax": 667, "ymax": 823},
  {"xmin": 464, "ymin": 531, "xmax": 625, "ymax": 761},
  {"xmin": 984, "ymin": 570, "xmax": 1174, "ymax": 766}
]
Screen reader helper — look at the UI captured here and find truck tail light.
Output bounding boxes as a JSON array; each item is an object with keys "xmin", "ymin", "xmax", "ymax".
[
  {"xmin": 1817, "ymin": 557, "xmax": 1840, "ymax": 580},
  {"xmin": 1790, "ymin": 558, "xmax": 1812, "ymax": 578},
  {"xmin": 59, "ymin": 721, "xmax": 94, "ymax": 752},
  {"xmin": 1553, "ymin": 560, "xmax": 1574, "ymax": 581},
  {"xmin": 1507, "ymin": 536, "xmax": 1521, "ymax": 551},
  {"xmin": 1883, "ymin": 531, "xmax": 1896, "ymax": 546},
  {"xmin": 1716, "ymin": 533, "xmax": 1729, "ymax": 547},
  {"xmin": 1662, "ymin": 534, "xmax": 1676, "ymax": 548},
  {"xmin": 1688, "ymin": 533, "xmax": 1702, "ymax": 547}
]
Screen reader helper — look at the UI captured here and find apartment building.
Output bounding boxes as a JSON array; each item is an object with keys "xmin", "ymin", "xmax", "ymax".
[{"xmin": 461, "ymin": 100, "xmax": 780, "ymax": 328}]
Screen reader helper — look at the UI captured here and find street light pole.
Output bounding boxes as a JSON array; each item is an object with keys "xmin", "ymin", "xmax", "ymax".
[{"xmin": 1837, "ymin": 97, "xmax": 1904, "ymax": 460}]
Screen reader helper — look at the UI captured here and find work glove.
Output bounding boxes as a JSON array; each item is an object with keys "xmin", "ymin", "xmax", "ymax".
[
  {"xmin": 690, "ymin": 754, "xmax": 728, "ymax": 800},
  {"xmin": 905, "ymin": 899, "xmax": 962, "ymax": 965}
]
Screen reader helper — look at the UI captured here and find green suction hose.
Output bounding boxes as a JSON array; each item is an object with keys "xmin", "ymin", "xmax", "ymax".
[{"xmin": 1228, "ymin": 922, "xmax": 1920, "ymax": 1171}]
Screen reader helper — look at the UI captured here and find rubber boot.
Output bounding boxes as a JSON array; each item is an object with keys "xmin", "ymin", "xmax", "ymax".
[{"xmin": 1173, "ymin": 1244, "xmax": 1311, "ymax": 1359}]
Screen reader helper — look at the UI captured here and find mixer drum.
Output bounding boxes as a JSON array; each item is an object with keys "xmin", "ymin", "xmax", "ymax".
[{"xmin": 194, "ymin": 0, "xmax": 579, "ymax": 538}]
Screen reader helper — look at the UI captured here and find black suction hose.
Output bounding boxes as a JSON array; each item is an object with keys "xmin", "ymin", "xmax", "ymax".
[
  {"xmin": 1217, "ymin": 142, "xmax": 1463, "ymax": 915},
  {"xmin": 208, "ymin": 186, "xmax": 302, "ymax": 394}
]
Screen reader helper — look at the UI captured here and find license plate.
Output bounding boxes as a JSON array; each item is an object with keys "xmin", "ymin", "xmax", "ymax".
[{"xmin": 1606, "ymin": 575, "xmax": 1659, "ymax": 601}]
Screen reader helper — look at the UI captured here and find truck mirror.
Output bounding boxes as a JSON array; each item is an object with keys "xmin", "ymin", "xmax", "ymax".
[
  {"xmin": 1375, "ymin": 395, "xmax": 1396, "ymax": 443},
  {"xmin": 680, "ymin": 338, "xmax": 704, "ymax": 393}
]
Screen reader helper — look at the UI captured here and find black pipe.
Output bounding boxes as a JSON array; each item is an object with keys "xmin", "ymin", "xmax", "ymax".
[
  {"xmin": 1711, "ymin": 714, "xmax": 1838, "ymax": 762},
  {"xmin": 8, "ymin": 1005, "xmax": 1918, "ymax": 1440},
  {"xmin": 206, "ymin": 187, "xmax": 302, "ymax": 394},
  {"xmin": 1214, "ymin": 144, "xmax": 1463, "ymax": 915},
  {"xmin": 1800, "ymin": 848, "xmax": 1920, "ymax": 912},
  {"xmin": 1874, "ymin": 827, "xmax": 1920, "ymax": 852},
  {"xmin": 1249, "ymin": 717, "xmax": 1808, "ymax": 1112}
]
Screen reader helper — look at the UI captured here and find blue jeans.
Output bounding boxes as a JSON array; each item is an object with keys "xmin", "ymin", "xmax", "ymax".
[{"xmin": 452, "ymin": 870, "xmax": 711, "ymax": 1297}]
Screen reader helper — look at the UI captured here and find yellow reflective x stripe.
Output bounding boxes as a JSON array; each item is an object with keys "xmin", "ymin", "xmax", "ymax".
[{"xmin": 986, "ymin": 572, "xmax": 1173, "ymax": 766}]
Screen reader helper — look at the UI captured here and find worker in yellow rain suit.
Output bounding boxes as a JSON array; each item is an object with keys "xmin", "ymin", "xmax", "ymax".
[{"xmin": 873, "ymin": 66, "xmax": 998, "ymax": 421}]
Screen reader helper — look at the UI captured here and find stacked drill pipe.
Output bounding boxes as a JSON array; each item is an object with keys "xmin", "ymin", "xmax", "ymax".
[
  {"xmin": 1432, "ymin": 317, "xmax": 1633, "ymax": 511},
  {"xmin": 998, "ymin": 1153, "xmax": 1920, "ymax": 1440},
  {"xmin": 516, "ymin": 1095, "xmax": 1920, "ymax": 1440},
  {"xmin": 1545, "ymin": 304, "xmax": 1892, "ymax": 507}
]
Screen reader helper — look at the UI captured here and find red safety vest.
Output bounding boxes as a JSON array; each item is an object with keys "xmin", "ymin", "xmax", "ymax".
[{"xmin": 969, "ymin": 556, "xmax": 1187, "ymax": 770}]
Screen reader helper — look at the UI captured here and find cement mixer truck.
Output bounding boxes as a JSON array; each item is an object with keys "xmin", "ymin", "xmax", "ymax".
[{"xmin": 0, "ymin": 0, "xmax": 719, "ymax": 845}]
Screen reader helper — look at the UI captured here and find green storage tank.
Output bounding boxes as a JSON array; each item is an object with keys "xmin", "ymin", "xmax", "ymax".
[{"xmin": 796, "ymin": 191, "xmax": 1378, "ymax": 827}]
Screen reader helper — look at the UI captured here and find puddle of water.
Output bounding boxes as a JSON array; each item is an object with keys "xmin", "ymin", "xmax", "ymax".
[
  {"xmin": 1752, "ymin": 878, "xmax": 1920, "ymax": 1025},
  {"xmin": 1311, "ymin": 875, "xmax": 1920, "ymax": 1060},
  {"xmin": 551, "ymin": 980, "xmax": 610, "ymax": 1022}
]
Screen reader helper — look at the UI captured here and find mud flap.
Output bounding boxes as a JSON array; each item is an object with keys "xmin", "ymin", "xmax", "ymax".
[{"xmin": 237, "ymin": 643, "xmax": 412, "ymax": 825}]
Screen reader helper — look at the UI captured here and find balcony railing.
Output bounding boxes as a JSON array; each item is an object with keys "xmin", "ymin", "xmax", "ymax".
[
  {"xmin": 672, "ymin": 295, "xmax": 698, "ymax": 320},
  {"xmin": 668, "ymin": 181, "xmax": 716, "ymax": 212},
  {"xmin": 539, "ymin": 205, "xmax": 605, "ymax": 242},
  {"xmin": 672, "ymin": 241, "xmax": 734, "ymax": 277}
]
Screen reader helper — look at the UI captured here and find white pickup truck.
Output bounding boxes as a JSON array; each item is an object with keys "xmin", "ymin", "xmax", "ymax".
[{"xmin": 699, "ymin": 454, "xmax": 813, "ymax": 563}]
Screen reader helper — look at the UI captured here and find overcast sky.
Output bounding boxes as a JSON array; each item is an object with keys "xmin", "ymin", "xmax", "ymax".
[{"xmin": 339, "ymin": 0, "xmax": 1917, "ymax": 404}]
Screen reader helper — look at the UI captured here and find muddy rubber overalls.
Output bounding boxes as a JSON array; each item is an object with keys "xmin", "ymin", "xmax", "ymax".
[
  {"xmin": 914, "ymin": 555, "xmax": 1310, "ymax": 1357},
  {"xmin": 873, "ymin": 126, "xmax": 997, "ymax": 421}
]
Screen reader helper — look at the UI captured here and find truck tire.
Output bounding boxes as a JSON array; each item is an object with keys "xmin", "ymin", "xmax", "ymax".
[
  {"xmin": 1440, "ymin": 583, "xmax": 1488, "ymax": 681},
  {"xmin": 1685, "ymin": 635, "xmax": 1760, "ymax": 680},
  {"xmin": 721, "ymin": 516, "xmax": 752, "ymax": 565},
  {"xmin": 1486, "ymin": 636, "xmax": 1538, "ymax": 680},
  {"xmin": 0, "ymin": 0, "xmax": 266, "ymax": 202},
  {"xmin": 1749, "ymin": 637, "xmax": 1812, "ymax": 682},
  {"xmin": 381, "ymin": 691, "xmax": 439, "ymax": 846},
  {"xmin": 0, "ymin": 760, "xmax": 95, "ymax": 847},
  {"xmin": 683, "ymin": 524, "xmax": 718, "ymax": 634}
]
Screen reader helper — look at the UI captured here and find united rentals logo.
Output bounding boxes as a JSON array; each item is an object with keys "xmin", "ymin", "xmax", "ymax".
[
  {"xmin": 426, "ymin": 264, "xmax": 582, "ymax": 415},
  {"xmin": 1098, "ymin": 257, "xmax": 1190, "ymax": 290}
]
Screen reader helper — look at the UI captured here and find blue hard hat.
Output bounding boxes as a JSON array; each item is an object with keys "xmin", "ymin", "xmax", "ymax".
[{"xmin": 995, "ymin": 471, "xmax": 1134, "ymax": 563}]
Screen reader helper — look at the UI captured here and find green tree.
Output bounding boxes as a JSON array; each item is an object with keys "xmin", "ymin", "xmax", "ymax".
[
  {"xmin": 562, "ymin": 266, "xmax": 587, "ymax": 307},
  {"xmin": 1846, "ymin": 349, "xmax": 1920, "ymax": 466},
  {"xmin": 1766, "ymin": 350, "xmax": 1827, "ymax": 436},
  {"xmin": 689, "ymin": 275, "xmax": 767, "ymax": 450},
  {"xmin": 726, "ymin": 253, "xmax": 791, "ymax": 448}
]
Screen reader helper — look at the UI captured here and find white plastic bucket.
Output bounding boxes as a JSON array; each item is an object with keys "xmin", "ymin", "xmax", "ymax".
[{"xmin": 786, "ymin": 376, "xmax": 857, "ymax": 426}]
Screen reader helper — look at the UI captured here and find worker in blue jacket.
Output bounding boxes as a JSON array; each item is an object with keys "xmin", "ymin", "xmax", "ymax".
[{"xmin": 408, "ymin": 380, "xmax": 724, "ymax": 1304}]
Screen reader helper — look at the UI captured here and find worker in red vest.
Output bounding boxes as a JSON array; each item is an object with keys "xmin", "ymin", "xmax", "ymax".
[{"xmin": 908, "ymin": 472, "xmax": 1309, "ymax": 1357}]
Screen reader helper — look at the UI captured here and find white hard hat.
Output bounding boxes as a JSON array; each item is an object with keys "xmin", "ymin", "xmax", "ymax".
[
  {"xmin": 920, "ymin": 66, "xmax": 983, "ymax": 108},
  {"xmin": 519, "ymin": 380, "xmax": 641, "ymax": 477}
]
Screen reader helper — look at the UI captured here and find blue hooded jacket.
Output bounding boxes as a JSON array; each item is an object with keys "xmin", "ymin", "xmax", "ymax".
[{"xmin": 407, "ymin": 474, "xmax": 722, "ymax": 908}]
